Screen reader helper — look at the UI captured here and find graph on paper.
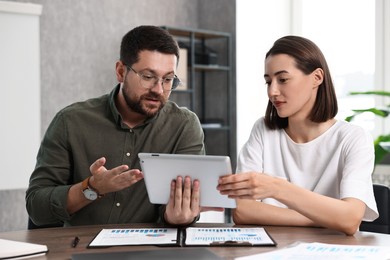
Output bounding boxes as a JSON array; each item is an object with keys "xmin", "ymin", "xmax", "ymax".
[{"xmin": 185, "ymin": 227, "xmax": 275, "ymax": 246}]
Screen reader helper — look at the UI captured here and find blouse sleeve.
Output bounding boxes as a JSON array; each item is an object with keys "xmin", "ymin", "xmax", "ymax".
[
  {"xmin": 236, "ymin": 118, "xmax": 266, "ymax": 173},
  {"xmin": 340, "ymin": 125, "xmax": 378, "ymax": 221}
]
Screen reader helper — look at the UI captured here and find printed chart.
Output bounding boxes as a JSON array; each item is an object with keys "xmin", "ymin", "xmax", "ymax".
[
  {"xmin": 185, "ymin": 227, "xmax": 275, "ymax": 246},
  {"xmin": 89, "ymin": 228, "xmax": 178, "ymax": 247}
]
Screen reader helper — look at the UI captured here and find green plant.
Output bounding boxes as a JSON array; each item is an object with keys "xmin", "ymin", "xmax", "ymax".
[{"xmin": 345, "ymin": 90, "xmax": 390, "ymax": 165}]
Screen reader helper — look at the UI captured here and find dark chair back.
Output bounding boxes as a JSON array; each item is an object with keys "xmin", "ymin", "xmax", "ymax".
[
  {"xmin": 360, "ymin": 184, "xmax": 390, "ymax": 234},
  {"xmin": 28, "ymin": 217, "xmax": 63, "ymax": 230}
]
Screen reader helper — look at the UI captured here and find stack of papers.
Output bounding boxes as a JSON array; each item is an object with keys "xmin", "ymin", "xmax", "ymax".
[
  {"xmin": 0, "ymin": 238, "xmax": 48, "ymax": 259},
  {"xmin": 236, "ymin": 242, "xmax": 390, "ymax": 260}
]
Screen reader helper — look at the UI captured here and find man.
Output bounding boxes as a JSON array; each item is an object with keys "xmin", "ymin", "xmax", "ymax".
[{"xmin": 26, "ymin": 25, "xmax": 207, "ymax": 227}]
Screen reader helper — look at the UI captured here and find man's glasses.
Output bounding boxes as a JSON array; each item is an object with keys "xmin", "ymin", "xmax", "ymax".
[{"xmin": 125, "ymin": 64, "xmax": 181, "ymax": 92}]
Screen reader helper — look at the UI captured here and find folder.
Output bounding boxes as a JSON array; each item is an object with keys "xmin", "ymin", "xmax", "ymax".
[
  {"xmin": 87, "ymin": 227, "xmax": 276, "ymax": 248},
  {"xmin": 0, "ymin": 238, "xmax": 48, "ymax": 259}
]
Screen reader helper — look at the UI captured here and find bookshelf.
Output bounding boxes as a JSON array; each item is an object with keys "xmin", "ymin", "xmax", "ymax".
[{"xmin": 162, "ymin": 26, "xmax": 236, "ymax": 171}]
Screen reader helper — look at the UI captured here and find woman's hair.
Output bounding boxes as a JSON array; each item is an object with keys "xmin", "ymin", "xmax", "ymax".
[
  {"xmin": 120, "ymin": 25, "xmax": 180, "ymax": 67},
  {"xmin": 264, "ymin": 35, "xmax": 338, "ymax": 129}
]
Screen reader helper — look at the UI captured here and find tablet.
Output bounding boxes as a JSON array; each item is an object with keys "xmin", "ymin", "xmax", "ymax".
[{"xmin": 138, "ymin": 153, "xmax": 236, "ymax": 208}]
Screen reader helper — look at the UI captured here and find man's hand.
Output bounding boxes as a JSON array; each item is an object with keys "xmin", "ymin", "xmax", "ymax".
[
  {"xmin": 88, "ymin": 157, "xmax": 144, "ymax": 195},
  {"xmin": 67, "ymin": 157, "xmax": 143, "ymax": 214},
  {"xmin": 164, "ymin": 176, "xmax": 201, "ymax": 225}
]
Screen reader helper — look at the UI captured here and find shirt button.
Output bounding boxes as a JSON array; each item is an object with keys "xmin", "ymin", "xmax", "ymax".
[
  {"xmin": 129, "ymin": 129, "xmax": 133, "ymax": 133},
  {"xmin": 126, "ymin": 152, "xmax": 131, "ymax": 157},
  {"xmin": 116, "ymin": 202, "xmax": 121, "ymax": 207}
]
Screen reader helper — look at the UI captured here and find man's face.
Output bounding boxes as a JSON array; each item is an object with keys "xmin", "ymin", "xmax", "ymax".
[{"xmin": 120, "ymin": 50, "xmax": 177, "ymax": 117}]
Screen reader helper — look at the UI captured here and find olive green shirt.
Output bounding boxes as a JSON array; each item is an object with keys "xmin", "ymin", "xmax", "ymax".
[{"xmin": 26, "ymin": 84, "xmax": 205, "ymax": 226}]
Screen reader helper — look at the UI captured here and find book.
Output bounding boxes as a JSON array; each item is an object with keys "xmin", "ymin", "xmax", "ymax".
[
  {"xmin": 0, "ymin": 238, "xmax": 48, "ymax": 259},
  {"xmin": 87, "ymin": 227, "xmax": 276, "ymax": 247}
]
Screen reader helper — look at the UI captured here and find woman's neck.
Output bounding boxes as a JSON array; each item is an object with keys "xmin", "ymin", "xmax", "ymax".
[{"xmin": 285, "ymin": 118, "xmax": 336, "ymax": 143}]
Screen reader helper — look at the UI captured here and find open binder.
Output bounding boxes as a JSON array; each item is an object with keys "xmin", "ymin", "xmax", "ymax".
[{"xmin": 88, "ymin": 227, "xmax": 276, "ymax": 247}]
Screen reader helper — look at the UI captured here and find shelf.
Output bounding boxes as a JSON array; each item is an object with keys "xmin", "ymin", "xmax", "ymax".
[
  {"xmin": 194, "ymin": 64, "xmax": 230, "ymax": 71},
  {"xmin": 172, "ymin": 89, "xmax": 193, "ymax": 94},
  {"xmin": 162, "ymin": 25, "xmax": 236, "ymax": 171},
  {"xmin": 160, "ymin": 26, "xmax": 230, "ymax": 39},
  {"xmin": 163, "ymin": 26, "xmax": 236, "ymax": 224},
  {"xmin": 201, "ymin": 124, "xmax": 230, "ymax": 131}
]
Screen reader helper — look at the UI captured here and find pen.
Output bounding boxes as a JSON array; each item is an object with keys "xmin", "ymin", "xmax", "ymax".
[{"xmin": 72, "ymin": 236, "xmax": 80, "ymax": 248}]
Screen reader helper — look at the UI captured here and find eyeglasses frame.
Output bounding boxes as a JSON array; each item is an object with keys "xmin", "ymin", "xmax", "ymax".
[{"xmin": 123, "ymin": 63, "xmax": 181, "ymax": 92}]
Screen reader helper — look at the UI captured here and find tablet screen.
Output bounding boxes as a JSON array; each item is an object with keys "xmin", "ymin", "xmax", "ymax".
[{"xmin": 138, "ymin": 153, "xmax": 236, "ymax": 208}]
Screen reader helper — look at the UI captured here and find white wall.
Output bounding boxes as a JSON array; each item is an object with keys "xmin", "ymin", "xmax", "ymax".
[
  {"xmin": 198, "ymin": 1, "xmax": 293, "ymax": 223},
  {"xmin": 236, "ymin": 0, "xmax": 291, "ymax": 158},
  {"xmin": 377, "ymin": 0, "xmax": 390, "ymax": 135},
  {"xmin": 0, "ymin": 1, "xmax": 42, "ymax": 189}
]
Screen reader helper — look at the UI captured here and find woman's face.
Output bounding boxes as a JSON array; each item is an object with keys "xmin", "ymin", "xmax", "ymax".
[{"xmin": 264, "ymin": 54, "xmax": 323, "ymax": 120}]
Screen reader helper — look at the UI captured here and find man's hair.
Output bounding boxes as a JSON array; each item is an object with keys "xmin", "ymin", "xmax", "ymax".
[
  {"xmin": 264, "ymin": 35, "xmax": 338, "ymax": 129},
  {"xmin": 120, "ymin": 25, "xmax": 180, "ymax": 66}
]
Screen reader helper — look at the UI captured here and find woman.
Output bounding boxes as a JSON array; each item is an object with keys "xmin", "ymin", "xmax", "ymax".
[{"xmin": 218, "ymin": 36, "xmax": 378, "ymax": 235}]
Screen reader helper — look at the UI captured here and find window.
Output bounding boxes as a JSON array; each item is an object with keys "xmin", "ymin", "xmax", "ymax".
[
  {"xmin": 296, "ymin": 0, "xmax": 376, "ymax": 133},
  {"xmin": 237, "ymin": 1, "xmax": 389, "ymax": 165},
  {"xmin": 236, "ymin": 1, "xmax": 388, "ymax": 152}
]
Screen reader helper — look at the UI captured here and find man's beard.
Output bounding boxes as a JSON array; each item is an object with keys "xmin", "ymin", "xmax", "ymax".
[{"xmin": 122, "ymin": 86, "xmax": 166, "ymax": 118}]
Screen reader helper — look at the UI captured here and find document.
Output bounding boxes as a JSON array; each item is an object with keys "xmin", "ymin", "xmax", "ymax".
[
  {"xmin": 0, "ymin": 238, "xmax": 48, "ymax": 259},
  {"xmin": 88, "ymin": 227, "xmax": 276, "ymax": 247},
  {"xmin": 236, "ymin": 242, "xmax": 390, "ymax": 260},
  {"xmin": 88, "ymin": 228, "xmax": 178, "ymax": 247},
  {"xmin": 185, "ymin": 227, "xmax": 276, "ymax": 246}
]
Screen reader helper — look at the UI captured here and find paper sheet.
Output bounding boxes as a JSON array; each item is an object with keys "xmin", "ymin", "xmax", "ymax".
[
  {"xmin": 0, "ymin": 238, "xmax": 48, "ymax": 259},
  {"xmin": 236, "ymin": 242, "xmax": 390, "ymax": 260},
  {"xmin": 185, "ymin": 227, "xmax": 276, "ymax": 246},
  {"xmin": 88, "ymin": 228, "xmax": 178, "ymax": 247}
]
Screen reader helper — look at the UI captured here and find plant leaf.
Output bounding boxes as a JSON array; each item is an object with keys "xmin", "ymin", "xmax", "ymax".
[
  {"xmin": 374, "ymin": 135, "xmax": 390, "ymax": 164},
  {"xmin": 351, "ymin": 108, "xmax": 389, "ymax": 117},
  {"xmin": 349, "ymin": 90, "xmax": 390, "ymax": 96},
  {"xmin": 345, "ymin": 115, "xmax": 354, "ymax": 122}
]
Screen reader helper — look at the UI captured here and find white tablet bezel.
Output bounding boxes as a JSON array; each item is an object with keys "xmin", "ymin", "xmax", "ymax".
[{"xmin": 138, "ymin": 153, "xmax": 236, "ymax": 208}]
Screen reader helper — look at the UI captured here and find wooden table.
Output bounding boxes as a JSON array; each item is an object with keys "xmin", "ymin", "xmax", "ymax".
[{"xmin": 1, "ymin": 223, "xmax": 389, "ymax": 259}]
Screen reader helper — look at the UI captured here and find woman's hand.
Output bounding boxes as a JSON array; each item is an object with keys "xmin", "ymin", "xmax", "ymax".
[{"xmin": 217, "ymin": 172, "xmax": 279, "ymax": 200}]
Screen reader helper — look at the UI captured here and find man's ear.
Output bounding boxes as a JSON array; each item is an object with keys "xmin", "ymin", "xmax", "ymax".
[{"xmin": 115, "ymin": 61, "xmax": 126, "ymax": 83}]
